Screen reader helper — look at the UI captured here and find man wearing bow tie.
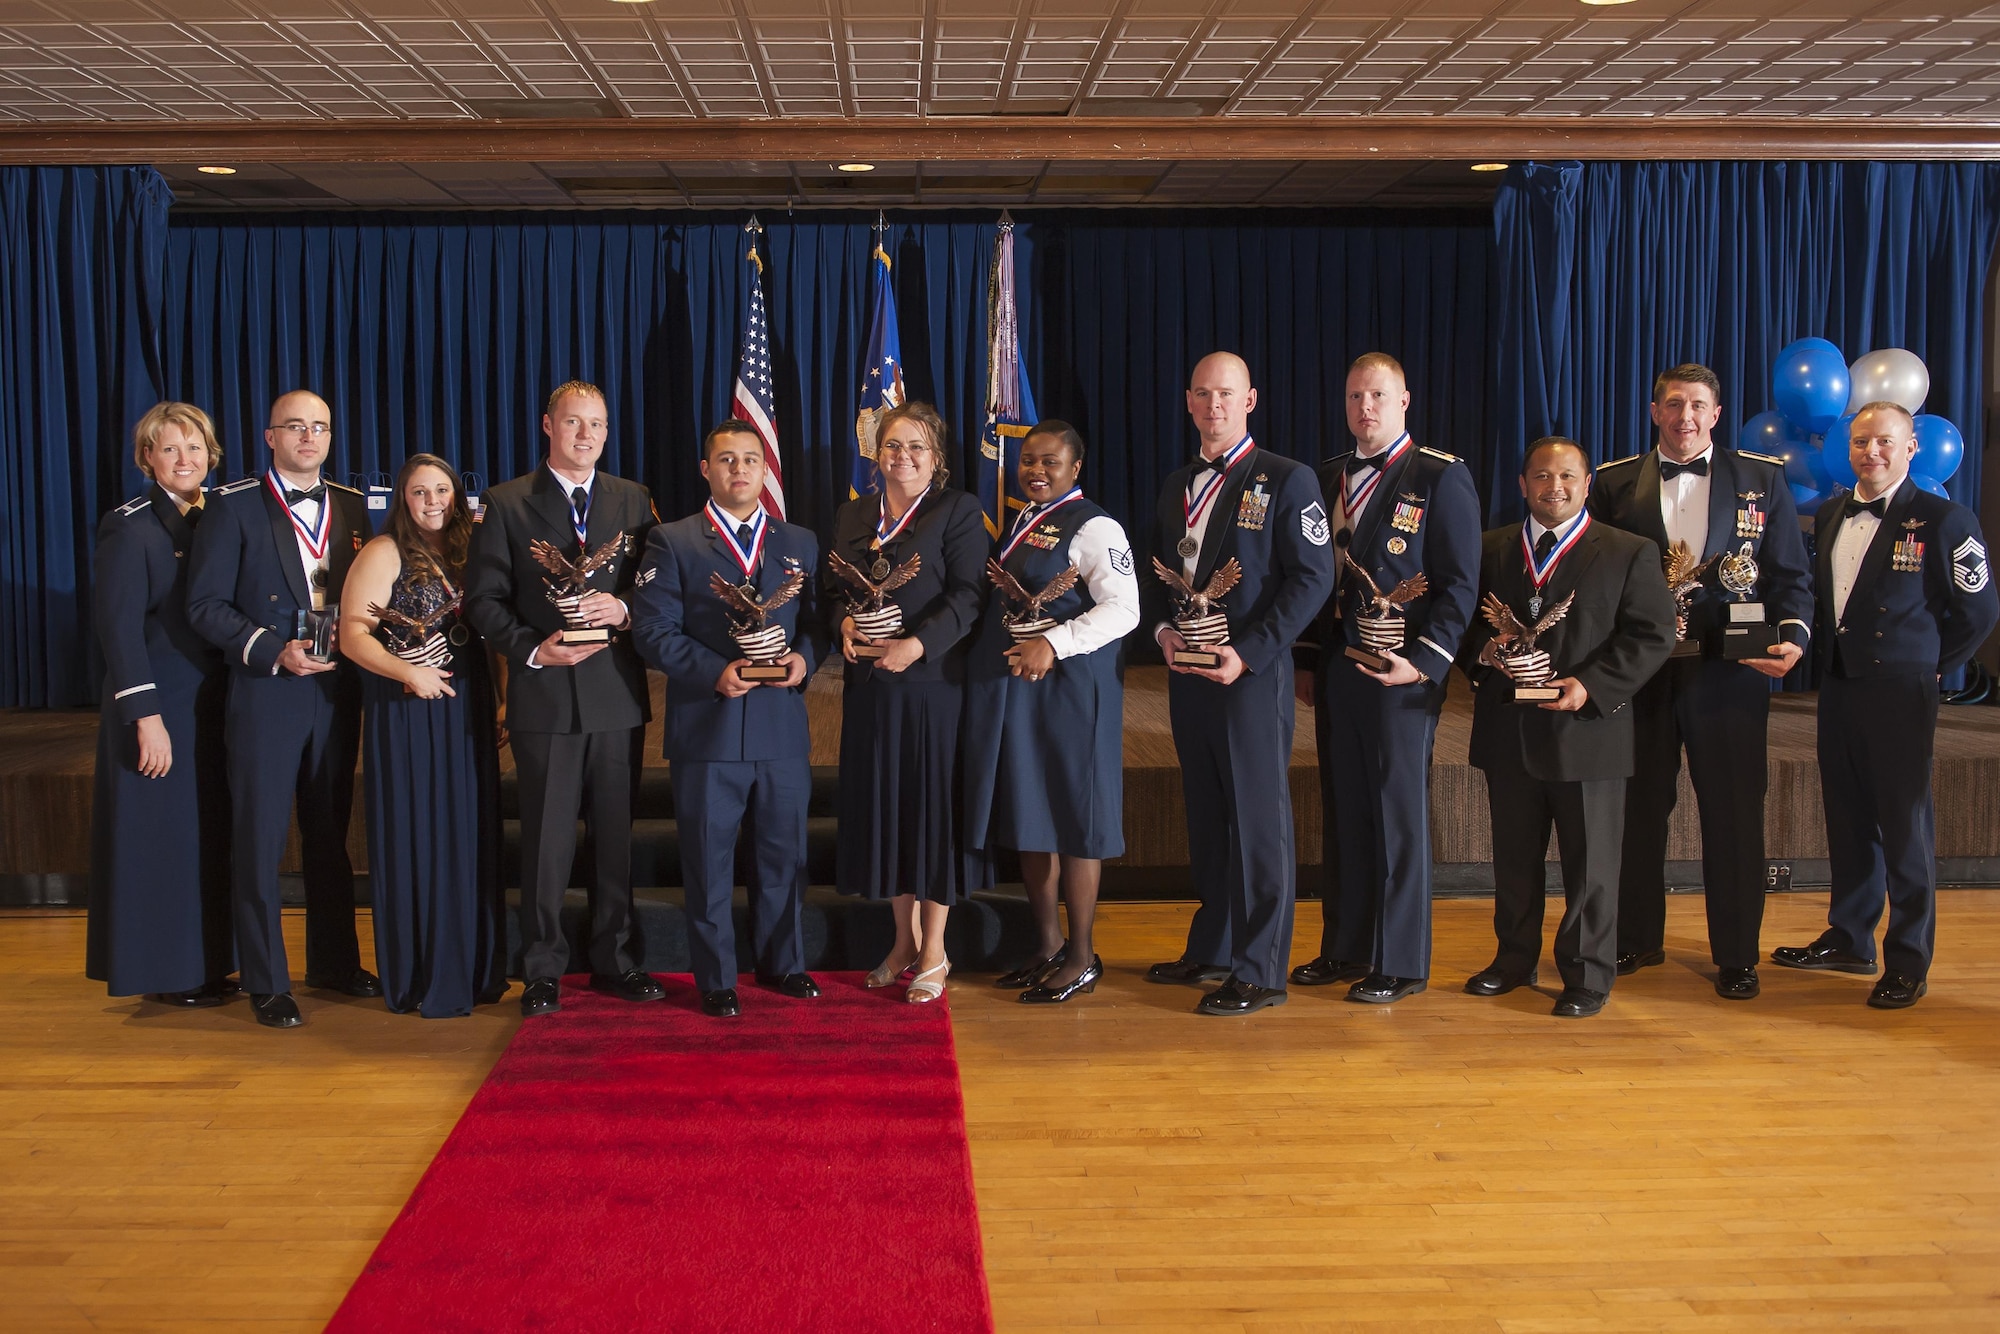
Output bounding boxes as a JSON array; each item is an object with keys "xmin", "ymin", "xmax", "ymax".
[
  {"xmin": 1771, "ymin": 403, "xmax": 1997, "ymax": 1008},
  {"xmin": 1290, "ymin": 353, "xmax": 1480, "ymax": 1005},
  {"xmin": 628, "ymin": 422, "xmax": 826, "ymax": 1018},
  {"xmin": 1588, "ymin": 364, "xmax": 1812, "ymax": 1000},
  {"xmin": 186, "ymin": 389, "xmax": 379, "ymax": 1028},
  {"xmin": 465, "ymin": 381, "xmax": 663, "ymax": 1018}
]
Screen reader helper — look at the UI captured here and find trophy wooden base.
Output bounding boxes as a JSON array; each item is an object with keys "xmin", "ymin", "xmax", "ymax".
[
  {"xmin": 852, "ymin": 642, "xmax": 891, "ymax": 660},
  {"xmin": 1170, "ymin": 647, "xmax": 1222, "ymax": 669},
  {"xmin": 1720, "ymin": 625, "xmax": 1781, "ymax": 661},
  {"xmin": 1344, "ymin": 645, "xmax": 1391, "ymax": 672},
  {"xmin": 1512, "ymin": 683, "xmax": 1563, "ymax": 703},
  {"xmin": 738, "ymin": 662, "xmax": 792, "ymax": 683},
  {"xmin": 560, "ymin": 626, "xmax": 611, "ymax": 645},
  {"xmin": 1668, "ymin": 638, "xmax": 1704, "ymax": 659}
]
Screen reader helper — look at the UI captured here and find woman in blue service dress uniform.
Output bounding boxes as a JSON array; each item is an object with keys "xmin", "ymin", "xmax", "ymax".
[
  {"xmin": 339, "ymin": 454, "xmax": 505, "ymax": 1017},
  {"xmin": 825, "ymin": 401, "xmax": 987, "ymax": 1003},
  {"xmin": 87, "ymin": 403, "xmax": 236, "ymax": 1007},
  {"xmin": 965, "ymin": 422, "xmax": 1140, "ymax": 1002}
]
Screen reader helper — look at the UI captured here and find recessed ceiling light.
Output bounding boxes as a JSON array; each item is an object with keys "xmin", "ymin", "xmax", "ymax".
[
  {"xmin": 1470, "ymin": 162, "xmax": 1509, "ymax": 172},
  {"xmin": 835, "ymin": 162, "xmax": 875, "ymax": 173},
  {"xmin": 196, "ymin": 165, "xmax": 237, "ymax": 175}
]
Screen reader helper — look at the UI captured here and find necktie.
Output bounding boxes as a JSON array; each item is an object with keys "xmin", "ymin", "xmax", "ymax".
[
  {"xmin": 1345, "ymin": 452, "xmax": 1387, "ymax": 477},
  {"xmin": 1659, "ymin": 457, "xmax": 1709, "ymax": 480},
  {"xmin": 570, "ymin": 485, "xmax": 590, "ymax": 528},
  {"xmin": 1534, "ymin": 529, "xmax": 1559, "ymax": 561},
  {"xmin": 185, "ymin": 505, "xmax": 203, "ymax": 529},
  {"xmin": 1846, "ymin": 494, "xmax": 1887, "ymax": 520},
  {"xmin": 737, "ymin": 523, "xmax": 755, "ymax": 546},
  {"xmin": 284, "ymin": 484, "xmax": 325, "ymax": 506}
]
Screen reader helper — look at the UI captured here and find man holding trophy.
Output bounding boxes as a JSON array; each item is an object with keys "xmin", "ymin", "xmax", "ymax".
[
  {"xmin": 630, "ymin": 422, "xmax": 826, "ymax": 1018},
  {"xmin": 465, "ymin": 381, "xmax": 661, "ymax": 1018},
  {"xmin": 1290, "ymin": 353, "xmax": 1481, "ymax": 1005},
  {"xmin": 1588, "ymin": 365, "xmax": 1811, "ymax": 1000},
  {"xmin": 1140, "ymin": 352, "xmax": 1336, "ymax": 1016},
  {"xmin": 1461, "ymin": 437, "xmax": 1676, "ymax": 1018}
]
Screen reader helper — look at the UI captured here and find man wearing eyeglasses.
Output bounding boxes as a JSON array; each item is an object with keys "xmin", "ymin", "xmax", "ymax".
[{"xmin": 186, "ymin": 389, "xmax": 379, "ymax": 1029}]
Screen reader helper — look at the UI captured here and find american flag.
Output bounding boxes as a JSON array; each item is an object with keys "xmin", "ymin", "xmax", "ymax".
[{"xmin": 732, "ymin": 220, "xmax": 786, "ymax": 520}]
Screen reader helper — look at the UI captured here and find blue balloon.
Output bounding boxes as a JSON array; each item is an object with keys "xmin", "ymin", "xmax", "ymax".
[
  {"xmin": 1911, "ymin": 472, "xmax": 1950, "ymax": 498},
  {"xmin": 1820, "ymin": 411, "xmax": 1859, "ymax": 490},
  {"xmin": 1911, "ymin": 414, "xmax": 1964, "ymax": 483},
  {"xmin": 1742, "ymin": 409, "xmax": 1823, "ymax": 490},
  {"xmin": 1772, "ymin": 337, "xmax": 1852, "ymax": 436},
  {"xmin": 1789, "ymin": 481, "xmax": 1824, "ymax": 509}
]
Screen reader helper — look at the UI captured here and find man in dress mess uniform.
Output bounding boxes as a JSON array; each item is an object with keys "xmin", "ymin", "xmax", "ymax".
[{"xmin": 1140, "ymin": 352, "xmax": 1336, "ymax": 1016}]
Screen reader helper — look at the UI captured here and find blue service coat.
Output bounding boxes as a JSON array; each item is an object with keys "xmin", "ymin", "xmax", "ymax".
[{"xmin": 1812, "ymin": 480, "xmax": 1999, "ymax": 677}]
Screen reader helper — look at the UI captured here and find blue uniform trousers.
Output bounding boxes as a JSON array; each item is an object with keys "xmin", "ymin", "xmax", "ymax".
[
  {"xmin": 1169, "ymin": 667, "xmax": 1298, "ymax": 991},
  {"xmin": 674, "ymin": 758, "xmax": 811, "ymax": 993}
]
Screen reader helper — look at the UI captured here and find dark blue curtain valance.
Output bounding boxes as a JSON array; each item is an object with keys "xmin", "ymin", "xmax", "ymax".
[{"xmin": 1492, "ymin": 159, "xmax": 2000, "ymax": 522}]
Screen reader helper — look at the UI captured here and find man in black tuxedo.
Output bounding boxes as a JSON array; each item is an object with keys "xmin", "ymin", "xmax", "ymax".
[
  {"xmin": 1589, "ymin": 364, "xmax": 1813, "ymax": 1000},
  {"xmin": 185, "ymin": 389, "xmax": 379, "ymax": 1029},
  {"xmin": 465, "ymin": 380, "xmax": 663, "ymax": 1017},
  {"xmin": 1772, "ymin": 402, "xmax": 1998, "ymax": 1008},
  {"xmin": 1460, "ymin": 437, "xmax": 1676, "ymax": 1018}
]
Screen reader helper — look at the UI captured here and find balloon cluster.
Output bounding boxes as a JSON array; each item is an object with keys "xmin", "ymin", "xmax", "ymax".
[{"xmin": 1743, "ymin": 340, "xmax": 1962, "ymax": 508}]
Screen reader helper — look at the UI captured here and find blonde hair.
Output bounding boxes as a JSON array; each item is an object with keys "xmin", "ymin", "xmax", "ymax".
[
  {"xmin": 546, "ymin": 380, "xmax": 607, "ymax": 416},
  {"xmin": 1348, "ymin": 352, "xmax": 1407, "ymax": 386},
  {"xmin": 132, "ymin": 402, "xmax": 222, "ymax": 478},
  {"xmin": 877, "ymin": 400, "xmax": 951, "ymax": 488}
]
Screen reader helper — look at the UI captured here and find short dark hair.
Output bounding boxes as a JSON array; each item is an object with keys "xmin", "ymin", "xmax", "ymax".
[
  {"xmin": 703, "ymin": 419, "xmax": 764, "ymax": 460},
  {"xmin": 1522, "ymin": 435, "xmax": 1587, "ymax": 474},
  {"xmin": 1653, "ymin": 363, "xmax": 1721, "ymax": 402},
  {"xmin": 877, "ymin": 400, "xmax": 951, "ymax": 488},
  {"xmin": 1024, "ymin": 418, "xmax": 1085, "ymax": 463}
]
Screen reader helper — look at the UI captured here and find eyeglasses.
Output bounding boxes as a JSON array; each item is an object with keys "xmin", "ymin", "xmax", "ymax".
[
  {"xmin": 268, "ymin": 422, "xmax": 331, "ymax": 438},
  {"xmin": 879, "ymin": 441, "xmax": 932, "ymax": 457}
]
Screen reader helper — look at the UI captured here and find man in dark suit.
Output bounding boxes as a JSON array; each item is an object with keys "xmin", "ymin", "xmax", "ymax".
[
  {"xmin": 1589, "ymin": 363, "xmax": 1814, "ymax": 1000},
  {"xmin": 1139, "ymin": 351, "xmax": 1337, "ymax": 1016},
  {"xmin": 185, "ymin": 389, "xmax": 378, "ymax": 1029},
  {"xmin": 1460, "ymin": 437, "xmax": 1676, "ymax": 1018},
  {"xmin": 1772, "ymin": 402, "xmax": 1998, "ymax": 1008},
  {"xmin": 629, "ymin": 421, "xmax": 826, "ymax": 1018},
  {"xmin": 465, "ymin": 380, "xmax": 663, "ymax": 1018},
  {"xmin": 1290, "ymin": 352, "xmax": 1481, "ymax": 1005}
]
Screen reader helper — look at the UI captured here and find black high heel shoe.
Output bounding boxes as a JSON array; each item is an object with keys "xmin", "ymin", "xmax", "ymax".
[
  {"xmin": 1020, "ymin": 954, "xmax": 1103, "ymax": 1004},
  {"xmin": 995, "ymin": 942, "xmax": 1067, "ymax": 989}
]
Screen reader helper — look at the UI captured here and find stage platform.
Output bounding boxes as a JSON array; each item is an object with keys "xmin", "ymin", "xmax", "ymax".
[{"xmin": 6, "ymin": 667, "xmax": 1999, "ymax": 904}]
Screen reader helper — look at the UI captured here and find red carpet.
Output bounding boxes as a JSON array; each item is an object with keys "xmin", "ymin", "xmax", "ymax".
[{"xmin": 327, "ymin": 974, "xmax": 993, "ymax": 1334}]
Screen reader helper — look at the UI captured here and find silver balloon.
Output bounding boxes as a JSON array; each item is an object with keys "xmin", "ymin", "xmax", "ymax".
[{"xmin": 1845, "ymin": 348, "xmax": 1929, "ymax": 414}]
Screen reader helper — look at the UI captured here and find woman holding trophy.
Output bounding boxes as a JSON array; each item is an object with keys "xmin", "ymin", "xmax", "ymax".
[
  {"xmin": 963, "ymin": 422, "xmax": 1140, "ymax": 1003},
  {"xmin": 339, "ymin": 454, "xmax": 505, "ymax": 1018},
  {"xmin": 824, "ymin": 401, "xmax": 987, "ymax": 1002}
]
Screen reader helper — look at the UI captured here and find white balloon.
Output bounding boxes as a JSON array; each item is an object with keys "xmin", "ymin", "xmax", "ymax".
[{"xmin": 1845, "ymin": 348, "xmax": 1929, "ymax": 414}]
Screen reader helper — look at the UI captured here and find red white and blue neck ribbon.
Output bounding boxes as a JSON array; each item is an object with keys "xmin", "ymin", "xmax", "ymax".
[
  {"xmin": 1342, "ymin": 431, "xmax": 1412, "ymax": 515},
  {"xmin": 265, "ymin": 470, "xmax": 330, "ymax": 561},
  {"xmin": 875, "ymin": 488, "xmax": 928, "ymax": 549},
  {"xmin": 1521, "ymin": 510, "xmax": 1591, "ymax": 593},
  {"xmin": 706, "ymin": 499, "xmax": 767, "ymax": 579},
  {"xmin": 1185, "ymin": 435, "xmax": 1254, "ymax": 531},
  {"xmin": 998, "ymin": 486, "xmax": 1084, "ymax": 563}
]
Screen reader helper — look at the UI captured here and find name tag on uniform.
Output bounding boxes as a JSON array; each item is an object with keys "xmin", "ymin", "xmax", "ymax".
[
  {"xmin": 1736, "ymin": 490, "xmax": 1766, "ymax": 539},
  {"xmin": 1237, "ymin": 483, "xmax": 1270, "ymax": 531},
  {"xmin": 1892, "ymin": 518, "xmax": 1925, "ymax": 573},
  {"xmin": 1390, "ymin": 495, "xmax": 1424, "ymax": 533}
]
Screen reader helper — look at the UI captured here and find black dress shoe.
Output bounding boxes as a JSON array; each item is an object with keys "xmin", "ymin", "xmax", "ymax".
[
  {"xmin": 146, "ymin": 986, "xmax": 228, "ymax": 1009},
  {"xmin": 1196, "ymin": 979, "xmax": 1288, "ymax": 1015},
  {"xmin": 1771, "ymin": 941, "xmax": 1878, "ymax": 975},
  {"xmin": 1463, "ymin": 967, "xmax": 1538, "ymax": 997},
  {"xmin": 1346, "ymin": 973, "xmax": 1427, "ymax": 1005},
  {"xmin": 1145, "ymin": 958, "xmax": 1231, "ymax": 986},
  {"xmin": 1615, "ymin": 949, "xmax": 1666, "ymax": 976},
  {"xmin": 701, "ymin": 988, "xmax": 741, "ymax": 1017},
  {"xmin": 1552, "ymin": 987, "xmax": 1608, "ymax": 1018},
  {"xmin": 591, "ymin": 970, "xmax": 666, "ymax": 1002},
  {"xmin": 1866, "ymin": 973, "xmax": 1927, "ymax": 1009},
  {"xmin": 756, "ymin": 972, "xmax": 821, "ymax": 998},
  {"xmin": 1289, "ymin": 956, "xmax": 1371, "ymax": 987},
  {"xmin": 996, "ymin": 944, "xmax": 1067, "ymax": 989},
  {"xmin": 520, "ymin": 978, "xmax": 561, "ymax": 1017},
  {"xmin": 1715, "ymin": 966, "xmax": 1761, "ymax": 1000},
  {"xmin": 251, "ymin": 993, "xmax": 302, "ymax": 1028},
  {"xmin": 304, "ymin": 969, "xmax": 382, "ymax": 998},
  {"xmin": 1020, "ymin": 955, "xmax": 1103, "ymax": 1004}
]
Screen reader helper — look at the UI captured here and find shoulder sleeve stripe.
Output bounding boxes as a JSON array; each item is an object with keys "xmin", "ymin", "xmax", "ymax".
[
  {"xmin": 325, "ymin": 480, "xmax": 363, "ymax": 495},
  {"xmin": 216, "ymin": 477, "xmax": 260, "ymax": 495},
  {"xmin": 1596, "ymin": 455, "xmax": 1643, "ymax": 471},
  {"xmin": 1418, "ymin": 446, "xmax": 1461, "ymax": 464},
  {"xmin": 1736, "ymin": 450, "xmax": 1785, "ymax": 466}
]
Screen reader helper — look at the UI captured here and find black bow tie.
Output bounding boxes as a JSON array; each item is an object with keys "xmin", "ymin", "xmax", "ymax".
[
  {"xmin": 1659, "ymin": 456, "xmax": 1709, "ymax": 480},
  {"xmin": 1345, "ymin": 452, "xmax": 1388, "ymax": 476},
  {"xmin": 283, "ymin": 484, "xmax": 324, "ymax": 506},
  {"xmin": 1846, "ymin": 494, "xmax": 1888, "ymax": 520}
]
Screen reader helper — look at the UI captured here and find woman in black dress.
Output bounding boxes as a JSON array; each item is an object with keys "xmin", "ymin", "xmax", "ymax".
[
  {"xmin": 825, "ymin": 401, "xmax": 986, "ymax": 1002},
  {"xmin": 339, "ymin": 454, "xmax": 504, "ymax": 1017},
  {"xmin": 87, "ymin": 402, "xmax": 234, "ymax": 1007},
  {"xmin": 964, "ymin": 422, "xmax": 1139, "ymax": 1002}
]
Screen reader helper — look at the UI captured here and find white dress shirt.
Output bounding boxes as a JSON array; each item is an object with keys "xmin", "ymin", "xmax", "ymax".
[
  {"xmin": 1831, "ymin": 478, "xmax": 1903, "ymax": 622},
  {"xmin": 1041, "ymin": 514, "xmax": 1142, "ymax": 660},
  {"xmin": 1658, "ymin": 445, "xmax": 1712, "ymax": 558},
  {"xmin": 281, "ymin": 485, "xmax": 331, "ymax": 611}
]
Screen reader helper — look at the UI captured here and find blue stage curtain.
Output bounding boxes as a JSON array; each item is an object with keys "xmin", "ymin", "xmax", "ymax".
[
  {"xmin": 1493, "ymin": 160, "xmax": 2000, "ymax": 521},
  {"xmin": 0, "ymin": 166, "xmax": 172, "ymax": 708}
]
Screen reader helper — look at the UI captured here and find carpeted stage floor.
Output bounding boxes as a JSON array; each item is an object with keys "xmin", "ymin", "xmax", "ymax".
[{"xmin": 6, "ymin": 895, "xmax": 2000, "ymax": 1332}]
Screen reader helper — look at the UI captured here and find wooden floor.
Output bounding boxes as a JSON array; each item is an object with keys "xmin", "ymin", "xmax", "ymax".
[{"xmin": 5, "ymin": 895, "xmax": 1999, "ymax": 1332}]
